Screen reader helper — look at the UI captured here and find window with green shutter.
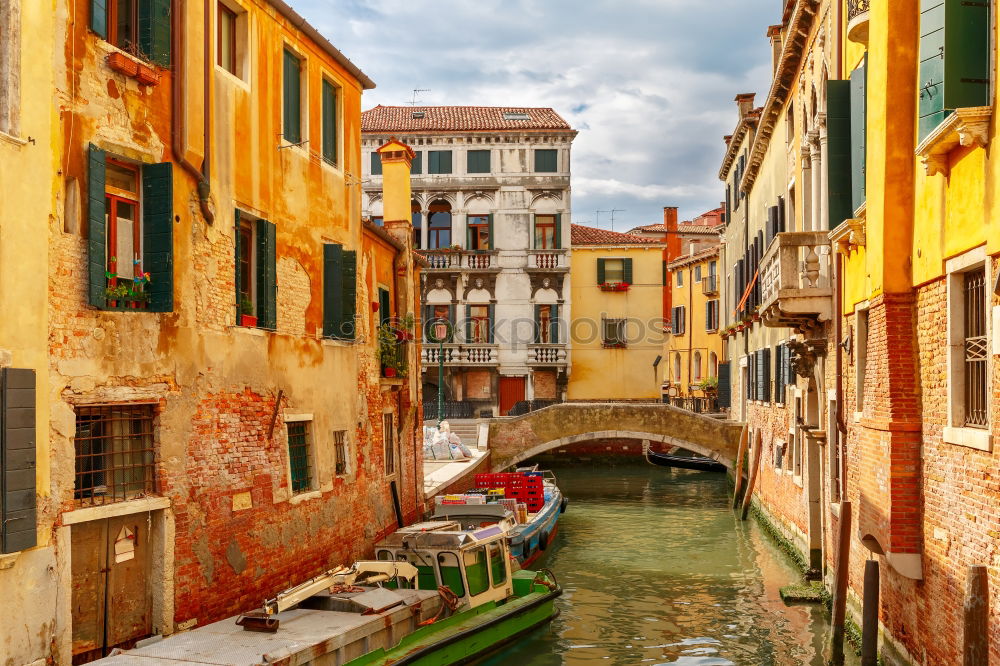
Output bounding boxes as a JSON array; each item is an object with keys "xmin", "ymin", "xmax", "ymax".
[
  {"xmin": 535, "ymin": 149, "xmax": 557, "ymax": 172},
  {"xmin": 141, "ymin": 161, "xmax": 173, "ymax": 312},
  {"xmin": 850, "ymin": 59, "xmax": 867, "ymax": 213},
  {"xmin": 1, "ymin": 368, "xmax": 37, "ymax": 554},
  {"xmin": 282, "ymin": 49, "xmax": 302, "ymax": 144},
  {"xmin": 428, "ymin": 150, "xmax": 452, "ymax": 174},
  {"xmin": 411, "ymin": 151, "xmax": 422, "ymax": 175},
  {"xmin": 378, "ymin": 287, "xmax": 391, "ymax": 326},
  {"xmin": 467, "ymin": 150, "xmax": 491, "ymax": 174},
  {"xmin": 321, "ymin": 79, "xmax": 338, "ymax": 166},
  {"xmin": 371, "ymin": 151, "xmax": 382, "ymax": 176},
  {"xmin": 255, "ymin": 219, "xmax": 277, "ymax": 329},
  {"xmin": 323, "ymin": 243, "xmax": 357, "ymax": 340},
  {"xmin": 918, "ymin": 0, "xmax": 990, "ymax": 142},
  {"xmin": 91, "ymin": 0, "xmax": 171, "ymax": 66},
  {"xmin": 826, "ymin": 79, "xmax": 853, "ymax": 229}
]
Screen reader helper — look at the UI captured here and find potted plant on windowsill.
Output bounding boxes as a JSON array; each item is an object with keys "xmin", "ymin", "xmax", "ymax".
[
  {"xmin": 378, "ymin": 323, "xmax": 407, "ymax": 378},
  {"xmin": 239, "ymin": 298, "xmax": 257, "ymax": 327}
]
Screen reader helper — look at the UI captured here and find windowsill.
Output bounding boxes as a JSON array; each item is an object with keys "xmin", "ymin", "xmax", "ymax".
[
  {"xmin": 830, "ymin": 501, "xmax": 841, "ymax": 518},
  {"xmin": 214, "ymin": 64, "xmax": 250, "ymax": 90},
  {"xmin": 63, "ymin": 495, "xmax": 171, "ymax": 525},
  {"xmin": 233, "ymin": 325, "xmax": 266, "ymax": 337},
  {"xmin": 279, "ymin": 140, "xmax": 309, "ymax": 157},
  {"xmin": 288, "ymin": 489, "xmax": 322, "ymax": 506},
  {"xmin": 0, "ymin": 130, "xmax": 28, "ymax": 147},
  {"xmin": 943, "ymin": 426, "xmax": 992, "ymax": 452},
  {"xmin": 792, "ymin": 474, "xmax": 803, "ymax": 488},
  {"xmin": 322, "ymin": 337, "xmax": 358, "ymax": 347},
  {"xmin": 320, "ymin": 157, "xmax": 343, "ymax": 175}
]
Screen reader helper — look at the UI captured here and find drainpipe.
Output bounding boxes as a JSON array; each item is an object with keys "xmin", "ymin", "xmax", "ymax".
[
  {"xmin": 834, "ymin": 247, "xmax": 847, "ymax": 498},
  {"xmin": 172, "ymin": 0, "xmax": 215, "ymax": 224},
  {"xmin": 687, "ymin": 258, "xmax": 694, "ymax": 392}
]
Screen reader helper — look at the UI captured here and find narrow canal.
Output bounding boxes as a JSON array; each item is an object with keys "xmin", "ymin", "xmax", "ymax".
[{"xmin": 481, "ymin": 461, "xmax": 858, "ymax": 666}]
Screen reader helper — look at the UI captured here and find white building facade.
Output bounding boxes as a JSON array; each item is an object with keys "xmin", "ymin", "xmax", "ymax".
[{"xmin": 362, "ymin": 106, "xmax": 577, "ymax": 417}]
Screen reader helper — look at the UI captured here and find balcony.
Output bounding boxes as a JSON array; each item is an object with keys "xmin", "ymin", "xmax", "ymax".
[
  {"xmin": 847, "ymin": 0, "xmax": 869, "ymax": 45},
  {"xmin": 527, "ymin": 343, "xmax": 568, "ymax": 366},
  {"xmin": 423, "ymin": 250, "xmax": 500, "ymax": 271},
  {"xmin": 526, "ymin": 249, "xmax": 569, "ymax": 271},
  {"xmin": 701, "ymin": 275, "xmax": 718, "ymax": 296},
  {"xmin": 421, "ymin": 343, "xmax": 499, "ymax": 366},
  {"xmin": 759, "ymin": 231, "xmax": 832, "ymax": 333}
]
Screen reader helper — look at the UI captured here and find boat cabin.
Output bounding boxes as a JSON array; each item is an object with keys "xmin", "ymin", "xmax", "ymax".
[{"xmin": 376, "ymin": 519, "xmax": 515, "ymax": 609}]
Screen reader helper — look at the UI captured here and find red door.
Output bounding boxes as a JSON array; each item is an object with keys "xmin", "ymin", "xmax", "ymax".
[{"xmin": 499, "ymin": 376, "xmax": 526, "ymax": 415}]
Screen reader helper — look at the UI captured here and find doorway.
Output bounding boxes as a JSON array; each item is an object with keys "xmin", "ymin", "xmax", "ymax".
[
  {"xmin": 499, "ymin": 376, "xmax": 526, "ymax": 415},
  {"xmin": 71, "ymin": 515, "xmax": 153, "ymax": 664}
]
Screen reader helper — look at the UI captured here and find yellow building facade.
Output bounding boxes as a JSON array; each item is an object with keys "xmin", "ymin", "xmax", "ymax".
[{"xmin": 568, "ymin": 224, "xmax": 666, "ymax": 400}]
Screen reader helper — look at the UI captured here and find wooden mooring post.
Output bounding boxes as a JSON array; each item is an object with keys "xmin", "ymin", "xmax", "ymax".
[
  {"xmin": 739, "ymin": 434, "xmax": 761, "ymax": 521},
  {"xmin": 861, "ymin": 559, "xmax": 880, "ymax": 666},
  {"xmin": 828, "ymin": 501, "xmax": 852, "ymax": 665},
  {"xmin": 731, "ymin": 424, "xmax": 749, "ymax": 508},
  {"xmin": 963, "ymin": 565, "xmax": 989, "ymax": 666}
]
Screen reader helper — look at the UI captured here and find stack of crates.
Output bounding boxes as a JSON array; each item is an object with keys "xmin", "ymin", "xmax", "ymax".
[{"xmin": 474, "ymin": 472, "xmax": 545, "ymax": 512}]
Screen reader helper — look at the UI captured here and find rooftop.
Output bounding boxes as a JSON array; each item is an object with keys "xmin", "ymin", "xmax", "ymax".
[
  {"xmin": 571, "ymin": 224, "xmax": 662, "ymax": 246},
  {"xmin": 362, "ymin": 106, "xmax": 574, "ymax": 133},
  {"xmin": 667, "ymin": 246, "xmax": 720, "ymax": 270}
]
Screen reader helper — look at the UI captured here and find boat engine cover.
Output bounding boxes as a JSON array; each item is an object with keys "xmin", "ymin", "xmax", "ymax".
[{"xmin": 299, "ymin": 587, "xmax": 407, "ymax": 614}]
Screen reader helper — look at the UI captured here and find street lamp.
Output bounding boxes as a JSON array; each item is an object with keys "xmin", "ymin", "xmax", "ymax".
[{"xmin": 430, "ymin": 320, "xmax": 451, "ymax": 425}]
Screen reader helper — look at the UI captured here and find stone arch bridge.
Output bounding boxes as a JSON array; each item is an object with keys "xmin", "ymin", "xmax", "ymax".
[{"xmin": 486, "ymin": 402, "xmax": 743, "ymax": 471}]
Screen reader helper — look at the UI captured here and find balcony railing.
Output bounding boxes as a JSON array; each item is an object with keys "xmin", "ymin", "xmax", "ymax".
[
  {"xmin": 847, "ymin": 0, "xmax": 870, "ymax": 44},
  {"xmin": 423, "ymin": 250, "xmax": 500, "ymax": 271},
  {"xmin": 527, "ymin": 343, "xmax": 568, "ymax": 365},
  {"xmin": 527, "ymin": 249, "xmax": 569, "ymax": 270},
  {"xmin": 379, "ymin": 338, "xmax": 408, "ymax": 378},
  {"xmin": 759, "ymin": 231, "xmax": 833, "ymax": 332},
  {"xmin": 421, "ymin": 343, "xmax": 499, "ymax": 366},
  {"xmin": 701, "ymin": 275, "xmax": 718, "ymax": 295},
  {"xmin": 847, "ymin": 0, "xmax": 868, "ymax": 20}
]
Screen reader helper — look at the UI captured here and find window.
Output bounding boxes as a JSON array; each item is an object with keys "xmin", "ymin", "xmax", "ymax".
[
  {"xmin": 105, "ymin": 159, "xmax": 142, "ymax": 289},
  {"xmin": 603, "ymin": 259, "xmax": 625, "ymax": 284},
  {"xmin": 693, "ymin": 351, "xmax": 702, "ymax": 382},
  {"xmin": 709, "ymin": 352, "xmax": 718, "ymax": 378},
  {"xmin": 464, "ymin": 547, "xmax": 490, "ymax": 596},
  {"xmin": 488, "ymin": 542, "xmax": 507, "ymax": 587},
  {"xmin": 850, "ymin": 60, "xmax": 867, "ymax": 212},
  {"xmin": 282, "ymin": 48, "xmax": 302, "ymax": 144},
  {"xmin": 467, "ymin": 150, "xmax": 491, "ymax": 174},
  {"xmin": 428, "ymin": 200, "xmax": 452, "ymax": 248},
  {"xmin": 535, "ymin": 149, "xmax": 557, "ymax": 172},
  {"xmin": 676, "ymin": 270, "xmax": 684, "ymax": 287},
  {"xmin": 962, "ymin": 268, "xmax": 988, "ymax": 428},
  {"xmin": 694, "ymin": 265, "xmax": 702, "ymax": 282},
  {"xmin": 74, "ymin": 404, "xmax": 156, "ymax": 506},
  {"xmin": 286, "ymin": 420, "xmax": 312, "ymax": 493},
  {"xmin": 673, "ymin": 354, "xmax": 682, "ymax": 383},
  {"xmin": 855, "ymin": 308, "xmax": 869, "ymax": 412},
  {"xmin": 217, "ymin": 2, "xmax": 236, "ymax": 74},
  {"xmin": 671, "ymin": 306, "xmax": 686, "ymax": 335},
  {"xmin": 0, "ymin": 0, "xmax": 21, "ymax": 136},
  {"xmin": 333, "ymin": 430, "xmax": 348, "ymax": 475},
  {"xmin": 602, "ymin": 318, "xmax": 626, "ymax": 347},
  {"xmin": 467, "ymin": 215, "xmax": 491, "ymax": 250},
  {"xmin": 411, "ymin": 201, "xmax": 422, "ymax": 248},
  {"xmin": 437, "ymin": 552, "xmax": 465, "ymax": 597},
  {"xmin": 535, "ymin": 304, "xmax": 559, "ymax": 343},
  {"xmin": 322, "ymin": 243, "xmax": 357, "ymax": 339},
  {"xmin": 383, "ymin": 412, "xmax": 396, "ymax": 475},
  {"xmin": 321, "ymin": 79, "xmax": 338, "ymax": 166},
  {"xmin": 94, "ymin": 0, "xmax": 170, "ymax": 66},
  {"xmin": 428, "ymin": 150, "xmax": 452, "ymax": 174},
  {"xmin": 371, "ymin": 216, "xmax": 383, "ymax": 227},
  {"xmin": 425, "ymin": 304, "xmax": 453, "ymax": 342},
  {"xmin": 411, "ymin": 152, "xmax": 422, "ymax": 175},
  {"xmin": 534, "ymin": 214, "xmax": 559, "ymax": 249},
  {"xmin": 109, "ymin": 0, "xmax": 138, "ymax": 52},
  {"xmin": 503, "ymin": 111, "xmax": 530, "ymax": 120},
  {"xmin": 467, "ymin": 305, "xmax": 492, "ymax": 343},
  {"xmin": 370, "ymin": 151, "xmax": 382, "ymax": 176},
  {"xmin": 705, "ymin": 299, "xmax": 719, "ymax": 331},
  {"xmin": 236, "ymin": 211, "xmax": 277, "ymax": 329},
  {"xmin": 1, "ymin": 368, "xmax": 37, "ymax": 553}
]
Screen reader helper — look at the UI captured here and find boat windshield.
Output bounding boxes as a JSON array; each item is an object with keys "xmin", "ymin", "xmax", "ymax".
[
  {"xmin": 437, "ymin": 552, "xmax": 465, "ymax": 597},
  {"xmin": 463, "ymin": 546, "xmax": 490, "ymax": 596},
  {"xmin": 488, "ymin": 542, "xmax": 507, "ymax": 587}
]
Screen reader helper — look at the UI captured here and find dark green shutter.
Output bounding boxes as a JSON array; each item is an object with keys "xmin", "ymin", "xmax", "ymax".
[
  {"xmin": 1, "ymin": 368, "xmax": 36, "ymax": 554},
  {"xmin": 323, "ymin": 244, "xmax": 343, "ymax": 337},
  {"xmin": 138, "ymin": 0, "xmax": 171, "ymax": 67},
  {"xmin": 487, "ymin": 304, "xmax": 495, "ymax": 343},
  {"xmin": 87, "ymin": 144, "xmax": 107, "ymax": 308},
  {"xmin": 421, "ymin": 304, "xmax": 432, "ymax": 340},
  {"xmin": 550, "ymin": 305, "xmax": 559, "ymax": 344},
  {"xmin": 142, "ymin": 162, "xmax": 173, "ymax": 312},
  {"xmin": 447, "ymin": 304, "xmax": 456, "ymax": 342},
  {"xmin": 533, "ymin": 305, "xmax": 542, "ymax": 343},
  {"xmin": 919, "ymin": 0, "xmax": 947, "ymax": 139},
  {"xmin": 90, "ymin": 0, "xmax": 108, "ymax": 38},
  {"xmin": 341, "ymin": 250, "xmax": 357, "ymax": 339},
  {"xmin": 850, "ymin": 59, "xmax": 867, "ymax": 213},
  {"xmin": 379, "ymin": 288, "xmax": 391, "ymax": 326},
  {"xmin": 488, "ymin": 213, "xmax": 494, "ymax": 250},
  {"xmin": 411, "ymin": 152, "xmax": 422, "ymax": 175},
  {"xmin": 371, "ymin": 151, "xmax": 382, "ymax": 176},
  {"xmin": 535, "ymin": 149, "xmax": 557, "ymax": 172},
  {"xmin": 662, "ymin": 261, "xmax": 667, "ymax": 286},
  {"xmin": 465, "ymin": 304, "xmax": 472, "ymax": 341},
  {"xmin": 282, "ymin": 50, "xmax": 301, "ymax": 144},
  {"xmin": 717, "ymin": 362, "xmax": 731, "ymax": 409},
  {"xmin": 428, "ymin": 151, "xmax": 438, "ymax": 174},
  {"xmin": 234, "ymin": 210, "xmax": 242, "ymax": 321},
  {"xmin": 467, "ymin": 150, "xmax": 490, "ymax": 173},
  {"xmin": 763, "ymin": 348, "xmax": 772, "ymax": 402},
  {"xmin": 553, "ymin": 213, "xmax": 562, "ymax": 249},
  {"xmin": 322, "ymin": 80, "xmax": 337, "ymax": 164},
  {"xmin": 440, "ymin": 151, "xmax": 452, "ymax": 174},
  {"xmin": 597, "ymin": 258, "xmax": 606, "ymax": 284},
  {"xmin": 256, "ymin": 219, "xmax": 276, "ymax": 330},
  {"xmin": 623, "ymin": 258, "xmax": 633, "ymax": 285},
  {"xmin": 826, "ymin": 80, "xmax": 853, "ymax": 229}
]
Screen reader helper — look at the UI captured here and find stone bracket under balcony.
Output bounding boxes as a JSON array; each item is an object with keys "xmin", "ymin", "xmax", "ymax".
[
  {"xmin": 526, "ymin": 343, "xmax": 568, "ymax": 367},
  {"xmin": 760, "ymin": 231, "xmax": 833, "ymax": 333},
  {"xmin": 915, "ymin": 106, "xmax": 992, "ymax": 177}
]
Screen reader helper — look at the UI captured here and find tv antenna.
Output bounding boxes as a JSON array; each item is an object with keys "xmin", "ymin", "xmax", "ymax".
[
  {"xmin": 409, "ymin": 89, "xmax": 430, "ymax": 106},
  {"xmin": 608, "ymin": 209, "xmax": 627, "ymax": 232}
]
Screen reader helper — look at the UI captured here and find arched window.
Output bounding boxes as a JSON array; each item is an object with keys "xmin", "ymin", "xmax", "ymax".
[
  {"xmin": 411, "ymin": 201, "xmax": 422, "ymax": 248},
  {"xmin": 673, "ymin": 354, "xmax": 682, "ymax": 383},
  {"xmin": 709, "ymin": 352, "xmax": 718, "ymax": 378},
  {"xmin": 428, "ymin": 200, "xmax": 451, "ymax": 249},
  {"xmin": 693, "ymin": 351, "xmax": 702, "ymax": 382}
]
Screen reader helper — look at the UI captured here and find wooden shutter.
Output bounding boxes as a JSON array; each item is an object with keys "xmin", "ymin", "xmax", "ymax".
[
  {"xmin": 138, "ymin": 0, "xmax": 171, "ymax": 67},
  {"xmin": 421, "ymin": 304, "xmax": 432, "ymax": 340},
  {"xmin": 282, "ymin": 50, "xmax": 301, "ymax": 144},
  {"xmin": 428, "ymin": 151, "xmax": 438, "ymax": 174},
  {"xmin": 550, "ymin": 305, "xmax": 559, "ymax": 344},
  {"xmin": 234, "ymin": 210, "xmax": 242, "ymax": 321},
  {"xmin": 90, "ymin": 0, "xmax": 108, "ymax": 39},
  {"xmin": 553, "ymin": 214, "xmax": 562, "ymax": 249},
  {"xmin": 341, "ymin": 250, "xmax": 357, "ymax": 339},
  {"xmin": 533, "ymin": 305, "xmax": 542, "ymax": 343},
  {"xmin": 766, "ymin": 206, "xmax": 777, "ymax": 246},
  {"xmin": 447, "ymin": 304, "xmax": 456, "ymax": 342},
  {"xmin": 826, "ymin": 79, "xmax": 853, "ymax": 229},
  {"xmin": 465, "ymin": 304, "xmax": 472, "ymax": 341},
  {"xmin": 488, "ymin": 214, "xmax": 494, "ymax": 250},
  {"xmin": 850, "ymin": 59, "xmax": 867, "ymax": 212},
  {"xmin": 623, "ymin": 258, "xmax": 633, "ymax": 284},
  {"xmin": 535, "ymin": 149, "xmax": 557, "ymax": 172},
  {"xmin": 87, "ymin": 144, "xmax": 107, "ymax": 308},
  {"xmin": 762, "ymin": 348, "xmax": 772, "ymax": 402},
  {"xmin": 440, "ymin": 151, "xmax": 452, "ymax": 174},
  {"xmin": 662, "ymin": 261, "xmax": 667, "ymax": 286},
  {"xmin": 468, "ymin": 150, "xmax": 490, "ymax": 173},
  {"xmin": 597, "ymin": 258, "xmax": 606, "ymax": 285},
  {"xmin": 777, "ymin": 196, "xmax": 786, "ymax": 233},
  {"xmin": 256, "ymin": 219, "xmax": 276, "ymax": 329},
  {"xmin": 716, "ymin": 362, "xmax": 731, "ymax": 409},
  {"xmin": 379, "ymin": 288, "xmax": 391, "ymax": 326},
  {"xmin": 321, "ymin": 79, "xmax": 337, "ymax": 164},
  {"xmin": 487, "ymin": 304, "xmax": 495, "ymax": 343},
  {"xmin": 466, "ymin": 216, "xmax": 474, "ymax": 249},
  {"xmin": 774, "ymin": 345, "xmax": 785, "ymax": 404},
  {"xmin": 1, "ymin": 368, "xmax": 36, "ymax": 553},
  {"xmin": 411, "ymin": 152, "xmax": 422, "ymax": 175},
  {"xmin": 142, "ymin": 162, "xmax": 173, "ymax": 312}
]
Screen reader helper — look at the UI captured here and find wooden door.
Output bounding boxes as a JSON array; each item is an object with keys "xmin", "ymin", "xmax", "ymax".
[
  {"xmin": 72, "ymin": 516, "xmax": 152, "ymax": 664},
  {"xmin": 499, "ymin": 376, "xmax": 526, "ymax": 416}
]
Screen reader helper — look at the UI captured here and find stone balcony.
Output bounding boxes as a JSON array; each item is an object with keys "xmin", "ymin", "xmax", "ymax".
[
  {"xmin": 526, "ymin": 343, "xmax": 568, "ymax": 366},
  {"xmin": 847, "ymin": 0, "xmax": 869, "ymax": 45},
  {"xmin": 423, "ymin": 250, "xmax": 501, "ymax": 272},
  {"xmin": 526, "ymin": 248, "xmax": 569, "ymax": 271},
  {"xmin": 421, "ymin": 343, "xmax": 499, "ymax": 366},
  {"xmin": 759, "ymin": 231, "xmax": 833, "ymax": 333}
]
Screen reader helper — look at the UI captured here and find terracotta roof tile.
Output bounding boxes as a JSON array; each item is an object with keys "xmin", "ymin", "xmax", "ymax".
[
  {"xmin": 361, "ymin": 105, "xmax": 573, "ymax": 132},
  {"xmin": 571, "ymin": 224, "xmax": 662, "ymax": 246},
  {"xmin": 667, "ymin": 246, "xmax": 720, "ymax": 270}
]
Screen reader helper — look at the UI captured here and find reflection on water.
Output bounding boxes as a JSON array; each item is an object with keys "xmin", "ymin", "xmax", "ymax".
[{"xmin": 479, "ymin": 463, "xmax": 858, "ymax": 666}]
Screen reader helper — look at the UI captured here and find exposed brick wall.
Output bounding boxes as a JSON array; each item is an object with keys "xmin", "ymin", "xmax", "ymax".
[
  {"xmin": 533, "ymin": 369, "xmax": 557, "ymax": 399},
  {"xmin": 276, "ymin": 256, "xmax": 310, "ymax": 337}
]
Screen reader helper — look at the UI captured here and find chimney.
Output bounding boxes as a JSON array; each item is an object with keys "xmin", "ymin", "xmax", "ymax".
[
  {"xmin": 768, "ymin": 25, "xmax": 782, "ymax": 73},
  {"xmin": 376, "ymin": 137, "xmax": 415, "ymax": 246},
  {"xmin": 663, "ymin": 206, "xmax": 679, "ymax": 232},
  {"xmin": 735, "ymin": 93, "xmax": 756, "ymax": 121}
]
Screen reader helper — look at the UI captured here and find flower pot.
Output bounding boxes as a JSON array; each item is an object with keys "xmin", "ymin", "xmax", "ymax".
[
  {"xmin": 240, "ymin": 314, "xmax": 258, "ymax": 327},
  {"xmin": 136, "ymin": 64, "xmax": 160, "ymax": 86},
  {"xmin": 383, "ymin": 367, "xmax": 397, "ymax": 378},
  {"xmin": 107, "ymin": 52, "xmax": 139, "ymax": 77}
]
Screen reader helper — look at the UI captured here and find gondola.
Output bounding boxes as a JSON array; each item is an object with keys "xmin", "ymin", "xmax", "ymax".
[{"xmin": 643, "ymin": 445, "xmax": 727, "ymax": 472}]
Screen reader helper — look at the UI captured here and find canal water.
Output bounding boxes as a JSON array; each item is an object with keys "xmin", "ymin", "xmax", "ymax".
[{"xmin": 481, "ymin": 462, "xmax": 858, "ymax": 666}]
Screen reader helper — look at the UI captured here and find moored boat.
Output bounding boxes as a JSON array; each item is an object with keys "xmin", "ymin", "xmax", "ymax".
[{"xmin": 643, "ymin": 444, "xmax": 727, "ymax": 473}]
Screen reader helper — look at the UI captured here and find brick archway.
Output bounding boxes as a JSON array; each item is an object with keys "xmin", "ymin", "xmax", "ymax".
[{"xmin": 502, "ymin": 429, "xmax": 724, "ymax": 468}]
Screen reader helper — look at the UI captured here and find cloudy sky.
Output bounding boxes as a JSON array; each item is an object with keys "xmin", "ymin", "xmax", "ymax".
[{"xmin": 296, "ymin": 0, "xmax": 775, "ymax": 230}]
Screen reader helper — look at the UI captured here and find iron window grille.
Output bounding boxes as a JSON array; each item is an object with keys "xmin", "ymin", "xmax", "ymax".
[
  {"xmin": 333, "ymin": 430, "xmax": 348, "ymax": 475},
  {"xmin": 602, "ymin": 318, "xmax": 627, "ymax": 347},
  {"xmin": 74, "ymin": 404, "xmax": 157, "ymax": 506},
  {"xmin": 287, "ymin": 421, "xmax": 313, "ymax": 493},
  {"xmin": 963, "ymin": 268, "xmax": 987, "ymax": 428}
]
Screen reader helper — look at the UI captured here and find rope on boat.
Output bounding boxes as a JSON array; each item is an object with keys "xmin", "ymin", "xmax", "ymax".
[
  {"xmin": 641, "ymin": 439, "xmax": 655, "ymax": 467},
  {"xmin": 533, "ymin": 568, "xmax": 558, "ymax": 591},
  {"xmin": 417, "ymin": 585, "xmax": 461, "ymax": 627}
]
